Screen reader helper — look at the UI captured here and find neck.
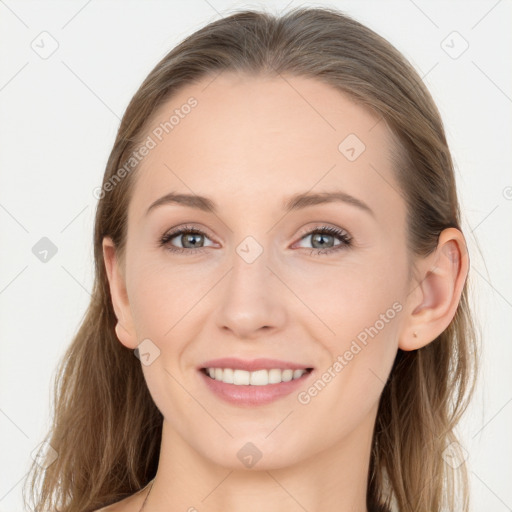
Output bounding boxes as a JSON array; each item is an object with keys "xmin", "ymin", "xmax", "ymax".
[{"xmin": 144, "ymin": 412, "xmax": 376, "ymax": 512}]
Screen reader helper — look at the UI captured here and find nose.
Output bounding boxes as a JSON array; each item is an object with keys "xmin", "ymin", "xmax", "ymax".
[{"xmin": 214, "ymin": 245, "xmax": 287, "ymax": 340}]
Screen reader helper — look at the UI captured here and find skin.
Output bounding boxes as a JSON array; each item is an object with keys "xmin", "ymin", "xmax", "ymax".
[{"xmin": 100, "ymin": 72, "xmax": 468, "ymax": 512}]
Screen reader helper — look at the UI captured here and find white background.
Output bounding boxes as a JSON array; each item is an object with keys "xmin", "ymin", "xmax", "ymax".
[{"xmin": 0, "ymin": 1, "xmax": 511, "ymax": 510}]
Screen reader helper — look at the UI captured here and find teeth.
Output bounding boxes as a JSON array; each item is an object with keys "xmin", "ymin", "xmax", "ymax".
[
  {"xmin": 293, "ymin": 369, "xmax": 305, "ymax": 379},
  {"xmin": 222, "ymin": 368, "xmax": 234, "ymax": 384},
  {"xmin": 250, "ymin": 369, "xmax": 267, "ymax": 386},
  {"xmin": 233, "ymin": 369, "xmax": 250, "ymax": 385},
  {"xmin": 268, "ymin": 368, "xmax": 282, "ymax": 384},
  {"xmin": 205, "ymin": 367, "xmax": 309, "ymax": 385}
]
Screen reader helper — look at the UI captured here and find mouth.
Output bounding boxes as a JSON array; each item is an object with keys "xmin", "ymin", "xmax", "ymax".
[
  {"xmin": 198, "ymin": 358, "xmax": 315, "ymax": 406},
  {"xmin": 200, "ymin": 367, "xmax": 314, "ymax": 385}
]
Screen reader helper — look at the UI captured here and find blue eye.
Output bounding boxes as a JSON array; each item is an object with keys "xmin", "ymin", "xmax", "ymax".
[
  {"xmin": 159, "ymin": 225, "xmax": 214, "ymax": 255},
  {"xmin": 295, "ymin": 226, "xmax": 352, "ymax": 255},
  {"xmin": 159, "ymin": 224, "xmax": 352, "ymax": 256}
]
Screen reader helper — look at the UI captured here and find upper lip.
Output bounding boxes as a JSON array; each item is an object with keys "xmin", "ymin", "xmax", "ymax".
[{"xmin": 199, "ymin": 357, "xmax": 314, "ymax": 372}]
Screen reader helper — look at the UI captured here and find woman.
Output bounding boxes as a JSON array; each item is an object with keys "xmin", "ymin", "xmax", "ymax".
[{"xmin": 24, "ymin": 6, "xmax": 478, "ymax": 512}]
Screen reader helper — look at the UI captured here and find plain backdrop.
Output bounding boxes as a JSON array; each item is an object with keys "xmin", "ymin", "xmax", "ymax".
[{"xmin": 0, "ymin": 1, "xmax": 511, "ymax": 510}]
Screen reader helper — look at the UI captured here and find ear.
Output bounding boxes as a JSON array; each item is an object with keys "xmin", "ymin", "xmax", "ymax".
[
  {"xmin": 102, "ymin": 237, "xmax": 138, "ymax": 349},
  {"xmin": 398, "ymin": 227, "xmax": 469, "ymax": 351}
]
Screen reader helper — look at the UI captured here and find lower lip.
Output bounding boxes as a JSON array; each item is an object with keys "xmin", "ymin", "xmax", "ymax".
[{"xmin": 199, "ymin": 370, "xmax": 314, "ymax": 407}]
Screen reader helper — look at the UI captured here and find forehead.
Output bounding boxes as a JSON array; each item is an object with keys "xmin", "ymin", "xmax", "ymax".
[{"xmin": 129, "ymin": 72, "xmax": 403, "ymax": 223}]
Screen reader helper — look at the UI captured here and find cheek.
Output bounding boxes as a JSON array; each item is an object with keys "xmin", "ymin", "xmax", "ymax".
[
  {"xmin": 289, "ymin": 249, "xmax": 406, "ymax": 345},
  {"xmin": 126, "ymin": 255, "xmax": 187, "ymax": 349},
  {"xmin": 295, "ymin": 249, "xmax": 406, "ymax": 407},
  {"xmin": 292, "ymin": 272, "xmax": 404, "ymax": 448}
]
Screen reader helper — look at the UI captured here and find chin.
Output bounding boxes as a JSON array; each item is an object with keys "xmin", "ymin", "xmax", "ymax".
[{"xmin": 200, "ymin": 435, "xmax": 314, "ymax": 471}]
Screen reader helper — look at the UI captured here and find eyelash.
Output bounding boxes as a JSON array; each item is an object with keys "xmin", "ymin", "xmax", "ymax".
[{"xmin": 158, "ymin": 224, "xmax": 352, "ymax": 256}]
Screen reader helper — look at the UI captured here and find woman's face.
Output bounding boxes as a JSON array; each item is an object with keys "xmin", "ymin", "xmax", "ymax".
[{"xmin": 108, "ymin": 72, "xmax": 413, "ymax": 469}]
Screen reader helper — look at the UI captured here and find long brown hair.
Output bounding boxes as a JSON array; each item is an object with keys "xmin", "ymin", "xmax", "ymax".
[{"xmin": 24, "ymin": 6, "xmax": 478, "ymax": 511}]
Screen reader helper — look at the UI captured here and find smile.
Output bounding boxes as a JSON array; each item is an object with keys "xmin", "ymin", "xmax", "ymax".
[{"xmin": 202, "ymin": 367, "xmax": 313, "ymax": 385}]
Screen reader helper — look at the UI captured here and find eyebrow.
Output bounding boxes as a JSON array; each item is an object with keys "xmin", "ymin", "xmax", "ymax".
[{"xmin": 145, "ymin": 190, "xmax": 374, "ymax": 217}]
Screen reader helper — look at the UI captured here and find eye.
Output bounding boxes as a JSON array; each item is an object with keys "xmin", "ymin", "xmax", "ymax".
[
  {"xmin": 158, "ymin": 224, "xmax": 216, "ymax": 254},
  {"xmin": 294, "ymin": 225, "xmax": 352, "ymax": 256}
]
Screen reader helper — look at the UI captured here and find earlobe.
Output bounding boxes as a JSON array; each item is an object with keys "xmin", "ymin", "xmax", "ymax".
[
  {"xmin": 102, "ymin": 237, "xmax": 138, "ymax": 349},
  {"xmin": 398, "ymin": 228, "xmax": 469, "ymax": 351},
  {"xmin": 114, "ymin": 321, "xmax": 138, "ymax": 349}
]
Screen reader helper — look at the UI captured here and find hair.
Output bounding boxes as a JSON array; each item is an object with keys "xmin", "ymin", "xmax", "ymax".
[{"xmin": 24, "ymin": 6, "xmax": 479, "ymax": 512}]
